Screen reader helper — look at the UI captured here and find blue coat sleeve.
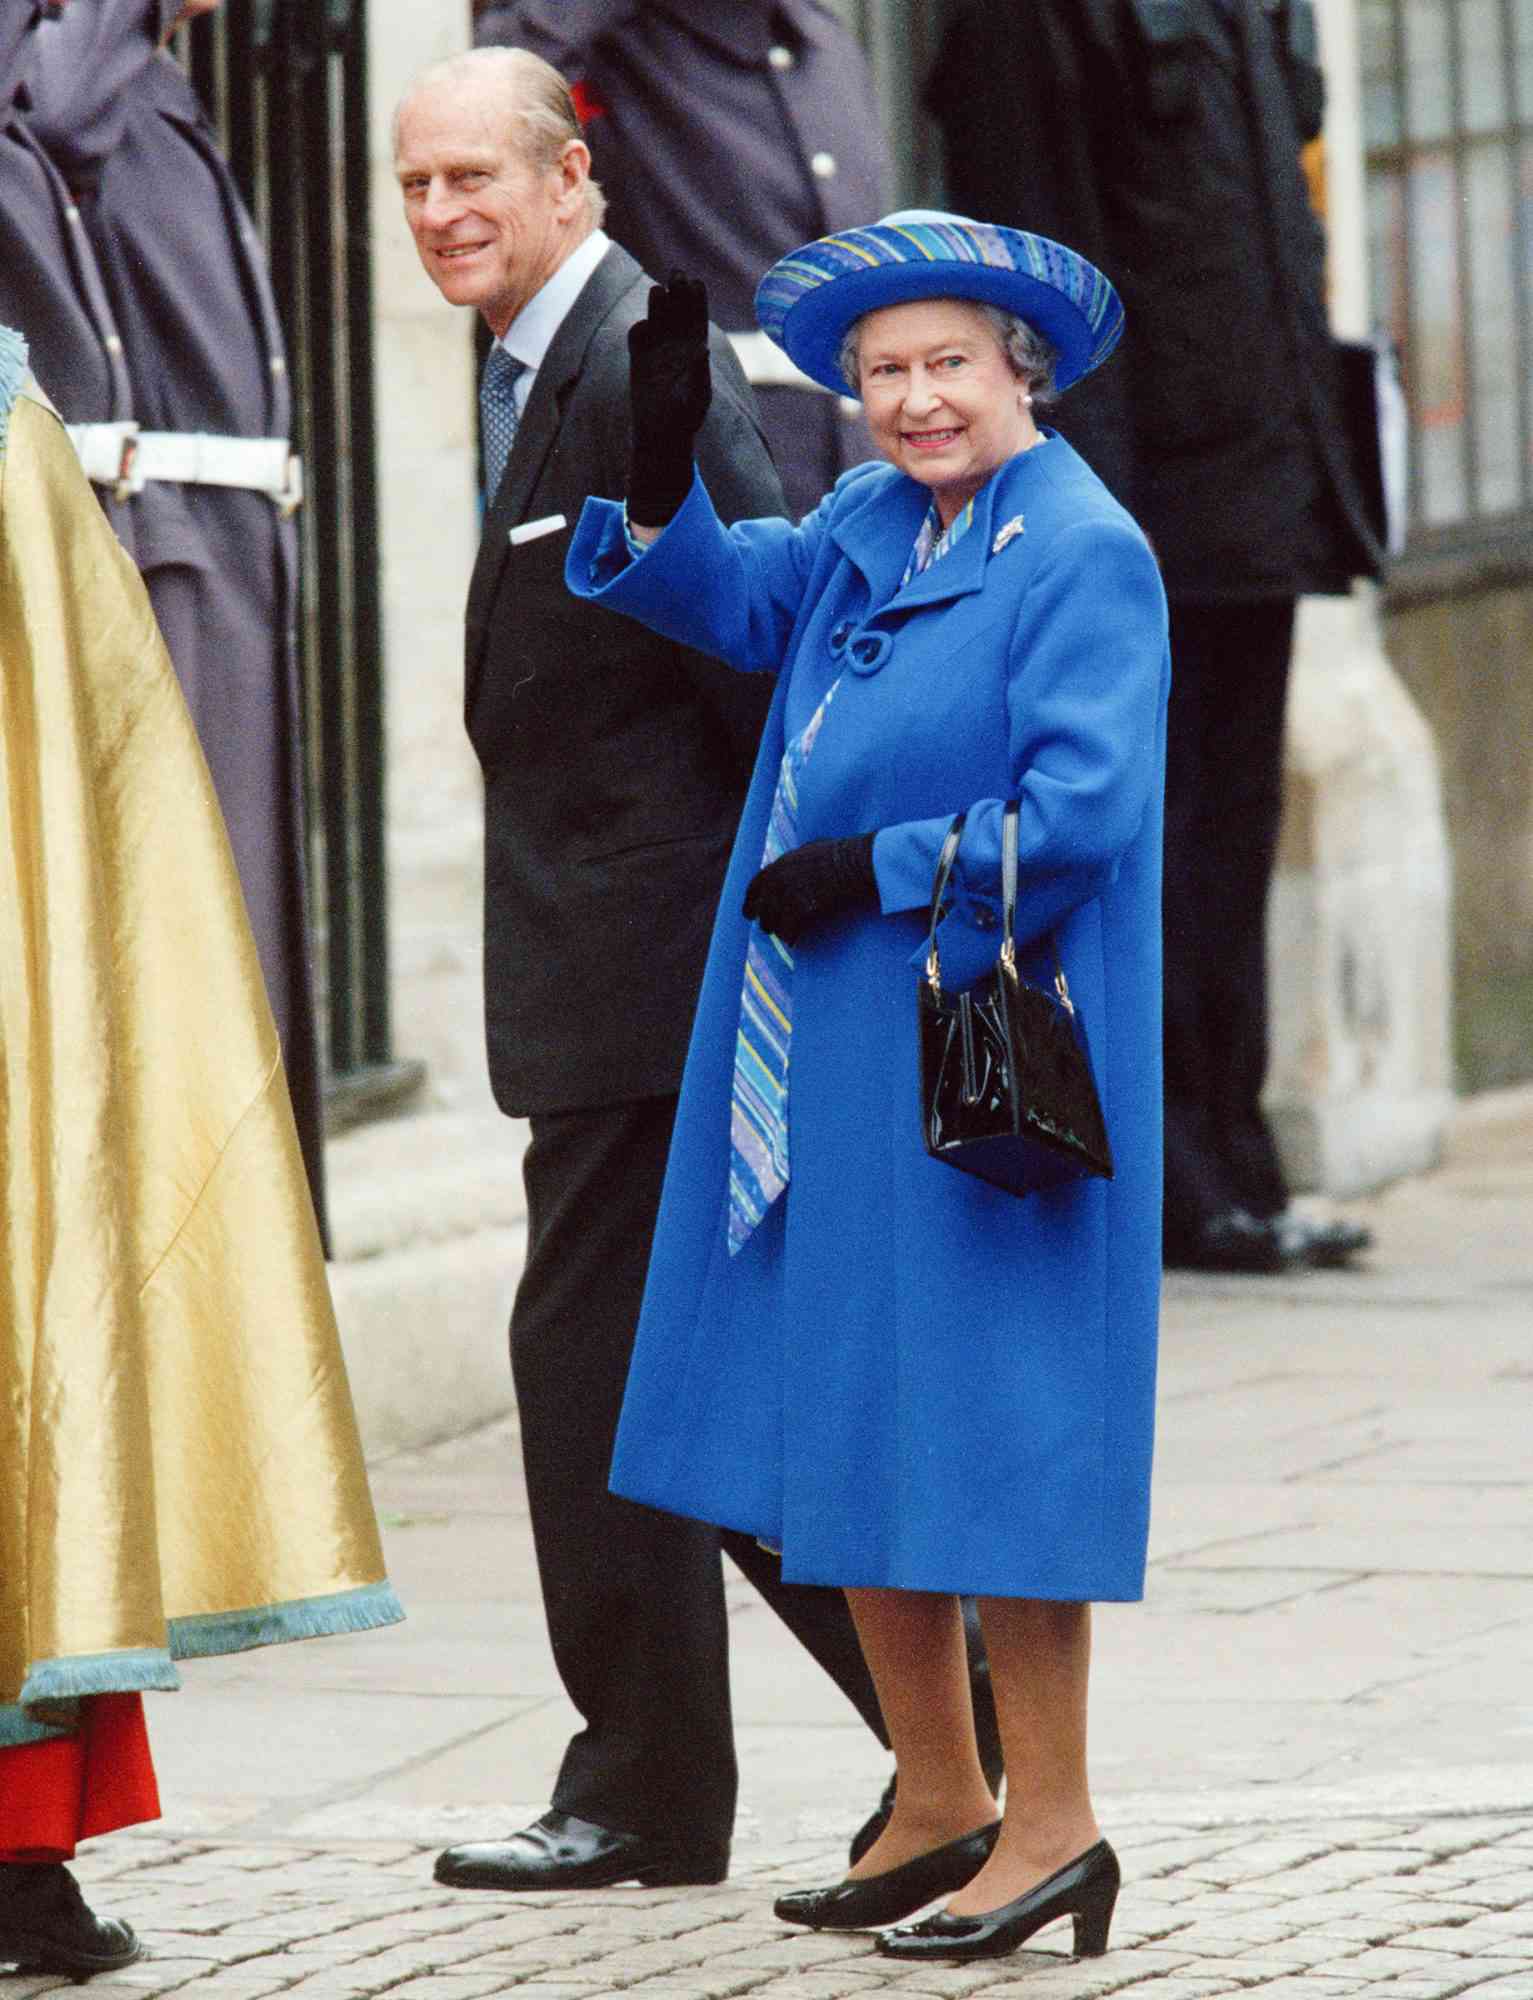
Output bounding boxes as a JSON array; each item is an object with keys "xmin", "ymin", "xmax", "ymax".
[
  {"xmin": 565, "ymin": 466, "xmax": 833, "ymax": 675},
  {"xmin": 873, "ymin": 514, "xmax": 1168, "ymax": 950}
]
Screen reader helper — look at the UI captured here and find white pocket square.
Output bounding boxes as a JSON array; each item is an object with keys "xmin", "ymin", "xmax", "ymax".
[{"xmin": 508, "ymin": 513, "xmax": 568, "ymax": 547}]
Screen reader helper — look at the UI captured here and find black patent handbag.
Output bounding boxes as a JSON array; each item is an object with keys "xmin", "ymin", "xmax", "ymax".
[{"xmin": 918, "ymin": 803, "xmax": 1114, "ymax": 1197}]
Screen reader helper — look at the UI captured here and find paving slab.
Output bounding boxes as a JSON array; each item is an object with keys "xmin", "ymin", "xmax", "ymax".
[{"xmin": 6, "ymin": 1090, "xmax": 1533, "ymax": 1996}]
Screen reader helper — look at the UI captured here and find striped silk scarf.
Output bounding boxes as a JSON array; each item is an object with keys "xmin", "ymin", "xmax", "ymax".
[{"xmin": 726, "ymin": 493, "xmax": 979, "ymax": 1255}]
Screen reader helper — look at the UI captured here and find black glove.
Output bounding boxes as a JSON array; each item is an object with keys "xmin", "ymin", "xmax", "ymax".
[
  {"xmin": 742, "ymin": 834, "xmax": 878, "ymax": 946},
  {"xmin": 627, "ymin": 271, "xmax": 712, "ymax": 529}
]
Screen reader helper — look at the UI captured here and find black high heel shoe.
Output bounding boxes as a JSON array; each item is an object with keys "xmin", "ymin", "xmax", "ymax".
[
  {"xmin": 875, "ymin": 1836, "xmax": 1120, "ymax": 1962},
  {"xmin": 774, "ymin": 1820, "xmax": 1001, "ymax": 1932}
]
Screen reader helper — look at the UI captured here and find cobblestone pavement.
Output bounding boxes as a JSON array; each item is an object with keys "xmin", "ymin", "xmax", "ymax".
[
  {"xmin": 8, "ymin": 1805, "xmax": 1533, "ymax": 2000},
  {"xmin": 5, "ymin": 1093, "xmax": 1531, "ymax": 1998}
]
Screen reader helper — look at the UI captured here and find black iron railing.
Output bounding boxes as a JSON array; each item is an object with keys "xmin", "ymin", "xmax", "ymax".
[{"xmin": 186, "ymin": 0, "xmax": 406, "ymax": 1118}]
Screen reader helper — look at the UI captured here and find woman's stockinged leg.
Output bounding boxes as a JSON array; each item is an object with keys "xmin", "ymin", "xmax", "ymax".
[
  {"xmin": 944, "ymin": 1595, "xmax": 1101, "ymax": 1915},
  {"xmin": 842, "ymin": 1586, "xmax": 998, "ymax": 1879}
]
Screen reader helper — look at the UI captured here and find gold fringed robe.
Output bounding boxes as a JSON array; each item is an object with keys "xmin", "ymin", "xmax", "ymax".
[{"xmin": 0, "ymin": 339, "xmax": 401, "ymax": 1747}]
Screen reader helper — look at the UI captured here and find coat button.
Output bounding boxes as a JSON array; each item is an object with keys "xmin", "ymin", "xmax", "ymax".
[
  {"xmin": 849, "ymin": 632, "xmax": 892, "ymax": 675},
  {"xmin": 829, "ymin": 620, "xmax": 853, "ymax": 654},
  {"xmin": 768, "ymin": 43, "xmax": 794, "ymax": 69},
  {"xmin": 810, "ymin": 151, "xmax": 838, "ymax": 179}
]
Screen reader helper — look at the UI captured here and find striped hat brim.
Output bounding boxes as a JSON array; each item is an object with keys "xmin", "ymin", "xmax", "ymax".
[{"xmin": 755, "ymin": 213, "xmax": 1124, "ymax": 398}]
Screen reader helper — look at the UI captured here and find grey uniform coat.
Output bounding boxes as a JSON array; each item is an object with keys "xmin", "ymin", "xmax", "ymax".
[
  {"xmin": 0, "ymin": 4, "xmax": 136, "ymax": 551},
  {"xmin": 474, "ymin": 0, "xmax": 889, "ymax": 520},
  {"xmin": 466, "ymin": 242, "xmax": 782, "ymax": 1115},
  {"xmin": 27, "ymin": 1, "xmax": 325, "ymax": 1224}
]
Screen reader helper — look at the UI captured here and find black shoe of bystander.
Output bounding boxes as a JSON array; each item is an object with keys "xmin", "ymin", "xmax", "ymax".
[{"xmin": 0, "ymin": 1863, "xmax": 141, "ymax": 1976}]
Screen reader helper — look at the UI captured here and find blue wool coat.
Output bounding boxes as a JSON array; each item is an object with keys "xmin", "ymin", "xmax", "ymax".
[{"xmin": 566, "ymin": 435, "xmax": 1170, "ymax": 1599}]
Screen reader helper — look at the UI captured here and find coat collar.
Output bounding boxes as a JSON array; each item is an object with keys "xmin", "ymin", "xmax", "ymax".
[
  {"xmin": 465, "ymin": 243, "xmax": 646, "ymax": 706},
  {"xmin": 831, "ymin": 438, "xmax": 1065, "ymax": 617}
]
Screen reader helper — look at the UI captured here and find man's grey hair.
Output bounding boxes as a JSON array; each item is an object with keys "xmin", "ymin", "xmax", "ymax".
[
  {"xmin": 395, "ymin": 46, "xmax": 607, "ymax": 229},
  {"xmin": 838, "ymin": 303, "xmax": 1059, "ymax": 403}
]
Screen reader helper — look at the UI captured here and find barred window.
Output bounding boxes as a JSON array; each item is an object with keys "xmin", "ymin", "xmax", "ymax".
[{"xmin": 1363, "ymin": 0, "xmax": 1533, "ymax": 543}]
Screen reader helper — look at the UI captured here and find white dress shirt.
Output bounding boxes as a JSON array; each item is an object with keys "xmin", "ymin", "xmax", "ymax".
[{"xmin": 494, "ymin": 229, "xmax": 611, "ymax": 420}]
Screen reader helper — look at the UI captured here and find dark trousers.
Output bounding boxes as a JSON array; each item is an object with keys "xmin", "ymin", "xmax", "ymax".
[
  {"xmin": 1162, "ymin": 598, "xmax": 1296, "ymax": 1240},
  {"xmin": 510, "ymin": 1093, "xmax": 887, "ymax": 1848}
]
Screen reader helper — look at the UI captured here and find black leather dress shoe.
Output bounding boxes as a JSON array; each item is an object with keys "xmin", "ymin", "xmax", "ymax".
[
  {"xmin": 876, "ymin": 1836, "xmax": 1120, "ymax": 1962},
  {"xmin": 775, "ymin": 1820, "xmax": 1000, "ymax": 1931},
  {"xmin": 1165, "ymin": 1206, "xmax": 1293, "ymax": 1273},
  {"xmin": 0, "ymin": 1863, "xmax": 141, "ymax": 1974},
  {"xmin": 433, "ymin": 1810, "xmax": 729, "ymax": 1892},
  {"xmin": 1274, "ymin": 1208, "xmax": 1373, "ymax": 1269}
]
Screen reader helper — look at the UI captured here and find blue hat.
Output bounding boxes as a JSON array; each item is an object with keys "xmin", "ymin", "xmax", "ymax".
[{"xmin": 755, "ymin": 210, "xmax": 1124, "ymax": 397}]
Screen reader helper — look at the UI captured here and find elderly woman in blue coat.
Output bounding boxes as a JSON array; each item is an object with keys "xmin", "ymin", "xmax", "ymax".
[{"xmin": 564, "ymin": 215, "xmax": 1169, "ymax": 1965}]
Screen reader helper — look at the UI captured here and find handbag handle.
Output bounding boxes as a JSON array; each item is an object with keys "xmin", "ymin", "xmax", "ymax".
[
  {"xmin": 924, "ymin": 811, "xmax": 968, "ymax": 999},
  {"xmin": 925, "ymin": 801, "xmax": 1074, "ymax": 1015}
]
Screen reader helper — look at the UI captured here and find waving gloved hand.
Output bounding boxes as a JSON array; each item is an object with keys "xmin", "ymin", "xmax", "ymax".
[
  {"xmin": 627, "ymin": 271, "xmax": 712, "ymax": 530},
  {"xmin": 743, "ymin": 834, "xmax": 879, "ymax": 947}
]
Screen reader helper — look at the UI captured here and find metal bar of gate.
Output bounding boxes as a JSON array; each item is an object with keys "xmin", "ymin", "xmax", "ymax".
[{"xmin": 185, "ymin": 0, "xmax": 394, "ymax": 1097}]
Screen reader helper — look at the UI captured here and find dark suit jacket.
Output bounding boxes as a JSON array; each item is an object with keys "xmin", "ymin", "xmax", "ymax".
[{"xmin": 465, "ymin": 241, "xmax": 782, "ymax": 1116}]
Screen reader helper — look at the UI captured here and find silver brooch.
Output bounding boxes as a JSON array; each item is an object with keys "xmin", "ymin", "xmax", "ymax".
[{"xmin": 992, "ymin": 515, "xmax": 1025, "ymax": 554}]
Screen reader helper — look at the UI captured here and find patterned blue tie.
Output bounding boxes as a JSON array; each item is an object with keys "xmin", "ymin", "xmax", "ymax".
[{"xmin": 480, "ymin": 345, "xmax": 526, "ymax": 501}]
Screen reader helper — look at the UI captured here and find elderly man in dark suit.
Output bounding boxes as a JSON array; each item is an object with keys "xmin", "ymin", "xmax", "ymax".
[{"xmin": 395, "ymin": 44, "xmax": 897, "ymax": 1894}]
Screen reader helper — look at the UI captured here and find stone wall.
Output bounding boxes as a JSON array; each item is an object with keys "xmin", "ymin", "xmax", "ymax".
[
  {"xmin": 1385, "ymin": 576, "xmax": 1533, "ymax": 1093},
  {"xmin": 1259, "ymin": 0, "xmax": 1454, "ymax": 1194}
]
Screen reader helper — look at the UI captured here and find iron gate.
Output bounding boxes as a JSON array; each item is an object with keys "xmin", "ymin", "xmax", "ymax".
[{"xmin": 185, "ymin": 0, "xmax": 410, "ymax": 1123}]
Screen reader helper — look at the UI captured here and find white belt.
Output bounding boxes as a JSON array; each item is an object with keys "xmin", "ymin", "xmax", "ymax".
[
  {"xmin": 728, "ymin": 331, "xmax": 862, "ymax": 418},
  {"xmin": 65, "ymin": 422, "xmax": 303, "ymax": 513}
]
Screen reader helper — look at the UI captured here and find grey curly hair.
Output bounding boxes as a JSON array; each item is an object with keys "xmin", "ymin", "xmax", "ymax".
[{"xmin": 837, "ymin": 304, "xmax": 1059, "ymax": 403}]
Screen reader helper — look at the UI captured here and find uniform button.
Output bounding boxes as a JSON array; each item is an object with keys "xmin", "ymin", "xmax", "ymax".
[
  {"xmin": 768, "ymin": 43, "xmax": 794, "ymax": 70},
  {"xmin": 270, "ymin": 357, "xmax": 286, "ymax": 375},
  {"xmin": 104, "ymin": 334, "xmax": 123, "ymax": 354},
  {"xmin": 829, "ymin": 620, "xmax": 853, "ymax": 653},
  {"xmin": 810, "ymin": 151, "xmax": 837, "ymax": 179},
  {"xmin": 64, "ymin": 204, "xmax": 80, "ymax": 224},
  {"xmin": 975, "ymin": 908, "xmax": 996, "ymax": 931}
]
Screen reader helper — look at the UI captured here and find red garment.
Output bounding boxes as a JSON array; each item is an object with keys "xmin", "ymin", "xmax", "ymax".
[{"xmin": 0, "ymin": 1696, "xmax": 160, "ymax": 1860}]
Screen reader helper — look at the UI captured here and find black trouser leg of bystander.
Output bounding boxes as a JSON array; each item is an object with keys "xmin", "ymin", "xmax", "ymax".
[
  {"xmin": 510, "ymin": 1093, "xmax": 897, "ymax": 1848},
  {"xmin": 1162, "ymin": 598, "xmax": 1296, "ymax": 1244},
  {"xmin": 511, "ymin": 1095, "xmax": 737, "ymax": 1847}
]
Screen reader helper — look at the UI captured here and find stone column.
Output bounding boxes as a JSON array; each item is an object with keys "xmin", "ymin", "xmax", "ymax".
[
  {"xmin": 1264, "ymin": 0, "xmax": 1454, "ymax": 1192},
  {"xmin": 369, "ymin": 5, "xmax": 493, "ymax": 1114},
  {"xmin": 321, "ymin": 7, "xmax": 522, "ymax": 1459}
]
